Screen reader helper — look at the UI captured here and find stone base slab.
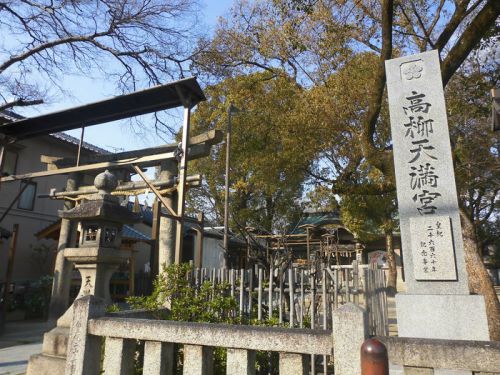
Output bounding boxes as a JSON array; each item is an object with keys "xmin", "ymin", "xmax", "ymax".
[
  {"xmin": 26, "ymin": 353, "xmax": 65, "ymax": 375},
  {"xmin": 42, "ymin": 326, "xmax": 69, "ymax": 356},
  {"xmin": 396, "ymin": 294, "xmax": 489, "ymax": 341}
]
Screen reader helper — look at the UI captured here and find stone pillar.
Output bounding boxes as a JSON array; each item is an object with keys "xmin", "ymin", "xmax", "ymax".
[
  {"xmin": 49, "ymin": 173, "xmax": 80, "ymax": 321},
  {"xmin": 385, "ymin": 50, "xmax": 489, "ymax": 344},
  {"xmin": 332, "ymin": 303, "xmax": 368, "ymax": 375},
  {"xmin": 194, "ymin": 212, "xmax": 204, "ymax": 269},
  {"xmin": 278, "ymin": 353, "xmax": 309, "ymax": 375},
  {"xmin": 143, "ymin": 341, "xmax": 174, "ymax": 375},
  {"xmin": 64, "ymin": 296, "xmax": 105, "ymax": 375},
  {"xmin": 158, "ymin": 160, "xmax": 178, "ymax": 270}
]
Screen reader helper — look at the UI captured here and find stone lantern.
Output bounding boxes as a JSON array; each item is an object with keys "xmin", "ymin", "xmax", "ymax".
[
  {"xmin": 58, "ymin": 169, "xmax": 140, "ymax": 325},
  {"xmin": 26, "ymin": 170, "xmax": 141, "ymax": 374}
]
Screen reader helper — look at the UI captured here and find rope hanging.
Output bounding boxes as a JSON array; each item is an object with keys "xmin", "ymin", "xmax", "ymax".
[{"xmin": 66, "ymin": 185, "xmax": 182, "ymax": 202}]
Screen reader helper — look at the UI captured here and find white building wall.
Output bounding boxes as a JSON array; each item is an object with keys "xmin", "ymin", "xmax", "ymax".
[{"xmin": 201, "ymin": 236, "xmax": 225, "ymax": 269}]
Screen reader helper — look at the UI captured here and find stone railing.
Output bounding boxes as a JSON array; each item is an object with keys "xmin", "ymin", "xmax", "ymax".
[
  {"xmin": 65, "ymin": 295, "xmax": 500, "ymax": 375},
  {"xmin": 64, "ymin": 296, "xmax": 368, "ymax": 375},
  {"xmin": 379, "ymin": 336, "xmax": 500, "ymax": 374}
]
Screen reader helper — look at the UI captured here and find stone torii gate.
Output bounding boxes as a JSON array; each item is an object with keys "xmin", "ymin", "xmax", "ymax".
[
  {"xmin": 1, "ymin": 77, "xmax": 224, "ymax": 311},
  {"xmin": 41, "ymin": 129, "xmax": 221, "ymax": 320}
]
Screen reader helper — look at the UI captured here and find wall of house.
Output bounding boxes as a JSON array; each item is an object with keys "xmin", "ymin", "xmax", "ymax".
[
  {"xmin": 0, "ymin": 135, "xmax": 98, "ymax": 284},
  {"xmin": 202, "ymin": 236, "xmax": 225, "ymax": 269},
  {"xmin": 129, "ymin": 221, "xmax": 154, "ymax": 274},
  {"xmin": 126, "ymin": 223, "xmax": 228, "ymax": 273}
]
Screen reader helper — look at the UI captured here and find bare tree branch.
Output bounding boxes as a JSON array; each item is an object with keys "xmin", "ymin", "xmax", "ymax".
[
  {"xmin": 359, "ymin": 0, "xmax": 394, "ymax": 178},
  {"xmin": 0, "ymin": 98, "xmax": 43, "ymax": 111},
  {"xmin": 441, "ymin": 0, "xmax": 500, "ymax": 86},
  {"xmin": 0, "ymin": 0, "xmax": 201, "ymax": 114}
]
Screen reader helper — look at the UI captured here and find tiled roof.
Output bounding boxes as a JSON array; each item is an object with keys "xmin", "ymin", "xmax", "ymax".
[
  {"xmin": 50, "ymin": 132, "xmax": 109, "ymax": 154},
  {"xmin": 122, "ymin": 225, "xmax": 150, "ymax": 242},
  {"xmin": 1, "ymin": 110, "xmax": 108, "ymax": 154},
  {"xmin": 0, "ymin": 110, "xmax": 23, "ymax": 122}
]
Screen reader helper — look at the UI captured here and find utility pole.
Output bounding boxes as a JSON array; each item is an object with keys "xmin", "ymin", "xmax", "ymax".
[{"xmin": 223, "ymin": 104, "xmax": 239, "ymax": 268}]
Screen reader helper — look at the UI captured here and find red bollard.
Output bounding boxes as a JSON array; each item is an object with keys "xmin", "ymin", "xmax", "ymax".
[{"xmin": 361, "ymin": 338, "xmax": 389, "ymax": 375}]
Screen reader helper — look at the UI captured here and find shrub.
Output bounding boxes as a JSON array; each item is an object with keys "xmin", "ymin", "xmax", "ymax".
[{"xmin": 126, "ymin": 264, "xmax": 282, "ymax": 374}]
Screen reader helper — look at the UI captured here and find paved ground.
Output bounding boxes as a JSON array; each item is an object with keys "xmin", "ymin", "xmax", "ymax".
[
  {"xmin": 0, "ymin": 320, "xmax": 53, "ymax": 375},
  {"xmin": 0, "ymin": 342, "xmax": 41, "ymax": 375}
]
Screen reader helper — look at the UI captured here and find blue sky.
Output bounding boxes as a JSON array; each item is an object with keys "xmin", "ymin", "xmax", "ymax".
[{"xmin": 23, "ymin": 0, "xmax": 234, "ymax": 153}]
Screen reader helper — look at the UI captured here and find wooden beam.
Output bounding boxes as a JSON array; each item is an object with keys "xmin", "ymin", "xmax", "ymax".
[
  {"xmin": 41, "ymin": 155, "xmax": 65, "ymax": 164},
  {"xmin": 0, "ymin": 151, "xmax": 175, "ymax": 182},
  {"xmin": 41, "ymin": 144, "xmax": 209, "ymax": 173},
  {"xmin": 174, "ymin": 106, "xmax": 191, "ymax": 264},
  {"xmin": 43, "ymin": 130, "xmax": 222, "ymax": 168},
  {"xmin": 189, "ymin": 129, "xmax": 223, "ymax": 146},
  {"xmin": 0, "ymin": 77, "xmax": 206, "ymax": 140},
  {"xmin": 2, "ymin": 224, "xmax": 19, "ymax": 315},
  {"xmin": 132, "ymin": 165, "xmax": 178, "ymax": 218}
]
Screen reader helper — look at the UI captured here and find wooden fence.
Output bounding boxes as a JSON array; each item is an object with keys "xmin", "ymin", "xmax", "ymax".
[{"xmin": 186, "ymin": 261, "xmax": 388, "ymax": 336}]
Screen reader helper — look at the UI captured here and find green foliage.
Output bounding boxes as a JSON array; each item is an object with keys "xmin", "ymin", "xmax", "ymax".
[
  {"xmin": 29, "ymin": 243, "xmax": 55, "ymax": 276},
  {"xmin": 24, "ymin": 275, "xmax": 53, "ymax": 319},
  {"xmin": 340, "ymin": 191, "xmax": 398, "ymax": 243},
  {"xmin": 106, "ymin": 304, "xmax": 120, "ymax": 313},
  {"xmin": 188, "ymin": 72, "xmax": 316, "ymax": 233},
  {"xmin": 126, "ymin": 264, "xmax": 287, "ymax": 374},
  {"xmin": 128, "ymin": 263, "xmax": 238, "ymax": 323}
]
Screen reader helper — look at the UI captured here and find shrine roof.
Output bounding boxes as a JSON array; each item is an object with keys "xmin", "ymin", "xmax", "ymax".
[{"xmin": 291, "ymin": 211, "xmax": 343, "ymax": 234}]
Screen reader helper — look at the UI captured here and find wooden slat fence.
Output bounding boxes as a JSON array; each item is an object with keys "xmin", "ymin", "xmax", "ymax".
[{"xmin": 186, "ymin": 261, "xmax": 388, "ymax": 336}]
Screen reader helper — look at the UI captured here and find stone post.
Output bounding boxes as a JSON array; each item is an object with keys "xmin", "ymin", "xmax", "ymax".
[
  {"xmin": 183, "ymin": 345, "xmax": 213, "ymax": 375},
  {"xmin": 332, "ymin": 303, "xmax": 368, "ymax": 375},
  {"xmin": 278, "ymin": 353, "xmax": 309, "ymax": 375},
  {"xmin": 226, "ymin": 348, "xmax": 256, "ymax": 375},
  {"xmin": 49, "ymin": 173, "xmax": 80, "ymax": 321},
  {"xmin": 143, "ymin": 341, "xmax": 174, "ymax": 375},
  {"xmin": 194, "ymin": 212, "xmax": 204, "ymax": 268},
  {"xmin": 158, "ymin": 160, "xmax": 178, "ymax": 270},
  {"xmin": 64, "ymin": 296, "xmax": 105, "ymax": 375}
]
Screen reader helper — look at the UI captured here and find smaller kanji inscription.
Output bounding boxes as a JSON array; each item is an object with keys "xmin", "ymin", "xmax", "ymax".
[{"xmin": 410, "ymin": 215, "xmax": 457, "ymax": 281}]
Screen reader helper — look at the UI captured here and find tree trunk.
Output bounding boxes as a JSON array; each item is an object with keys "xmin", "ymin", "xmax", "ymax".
[
  {"xmin": 460, "ymin": 209, "xmax": 500, "ymax": 341},
  {"xmin": 385, "ymin": 230, "xmax": 397, "ymax": 295}
]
